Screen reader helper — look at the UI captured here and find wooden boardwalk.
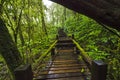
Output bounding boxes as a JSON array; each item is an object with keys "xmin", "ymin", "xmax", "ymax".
[
  {"xmin": 14, "ymin": 29, "xmax": 107, "ymax": 80},
  {"xmin": 35, "ymin": 38, "xmax": 91, "ymax": 80}
]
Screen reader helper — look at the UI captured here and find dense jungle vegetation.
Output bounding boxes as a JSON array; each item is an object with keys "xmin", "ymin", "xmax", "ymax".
[{"xmin": 0, "ymin": 0, "xmax": 120, "ymax": 80}]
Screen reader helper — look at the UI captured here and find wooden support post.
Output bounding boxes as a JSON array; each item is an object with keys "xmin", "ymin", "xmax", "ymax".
[
  {"xmin": 91, "ymin": 60, "xmax": 107, "ymax": 80},
  {"xmin": 72, "ymin": 34, "xmax": 74, "ymax": 39},
  {"xmin": 14, "ymin": 64, "xmax": 33, "ymax": 80},
  {"xmin": 76, "ymin": 47, "xmax": 80, "ymax": 54},
  {"xmin": 51, "ymin": 48, "xmax": 55, "ymax": 60},
  {"xmin": 56, "ymin": 35, "xmax": 58, "ymax": 40}
]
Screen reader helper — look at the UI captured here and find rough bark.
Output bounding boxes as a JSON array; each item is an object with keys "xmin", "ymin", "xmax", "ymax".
[
  {"xmin": 0, "ymin": 18, "xmax": 22, "ymax": 76},
  {"xmin": 50, "ymin": 0, "xmax": 120, "ymax": 31}
]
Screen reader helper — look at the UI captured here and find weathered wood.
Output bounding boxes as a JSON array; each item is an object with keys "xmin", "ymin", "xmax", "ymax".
[
  {"xmin": 72, "ymin": 34, "xmax": 74, "ymax": 39},
  {"xmin": 35, "ymin": 37, "xmax": 90, "ymax": 80},
  {"xmin": 72, "ymin": 39, "xmax": 92, "ymax": 68},
  {"xmin": 56, "ymin": 43, "xmax": 75, "ymax": 47},
  {"xmin": 14, "ymin": 64, "xmax": 33, "ymax": 80},
  {"xmin": 35, "ymin": 40, "xmax": 57, "ymax": 64},
  {"xmin": 33, "ymin": 40, "xmax": 58, "ymax": 75},
  {"xmin": 51, "ymin": 48, "xmax": 55, "ymax": 60},
  {"xmin": 57, "ymin": 38, "xmax": 73, "ymax": 43},
  {"xmin": 76, "ymin": 47, "xmax": 80, "ymax": 54},
  {"xmin": 56, "ymin": 35, "xmax": 58, "ymax": 39},
  {"xmin": 38, "ymin": 72, "xmax": 89, "ymax": 79},
  {"xmin": 91, "ymin": 60, "xmax": 107, "ymax": 80},
  {"xmin": 51, "ymin": 48, "xmax": 55, "ymax": 56}
]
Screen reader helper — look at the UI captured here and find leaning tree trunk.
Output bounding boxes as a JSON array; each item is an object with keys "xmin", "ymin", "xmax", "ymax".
[
  {"xmin": 50, "ymin": 0, "xmax": 120, "ymax": 31},
  {"xmin": 0, "ymin": 18, "xmax": 22, "ymax": 77}
]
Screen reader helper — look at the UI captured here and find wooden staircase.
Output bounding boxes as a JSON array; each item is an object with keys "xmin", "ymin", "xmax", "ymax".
[
  {"xmin": 35, "ymin": 38, "xmax": 91, "ymax": 80},
  {"xmin": 14, "ymin": 29, "xmax": 107, "ymax": 80}
]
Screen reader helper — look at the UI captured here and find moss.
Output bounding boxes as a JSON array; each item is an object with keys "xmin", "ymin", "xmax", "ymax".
[
  {"xmin": 72, "ymin": 39, "xmax": 92, "ymax": 65},
  {"xmin": 0, "ymin": 18, "xmax": 22, "ymax": 79}
]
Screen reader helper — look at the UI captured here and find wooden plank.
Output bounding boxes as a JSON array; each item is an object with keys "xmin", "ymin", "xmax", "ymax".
[
  {"xmin": 36, "ymin": 72, "xmax": 89, "ymax": 80},
  {"xmin": 46, "ymin": 77, "xmax": 85, "ymax": 80},
  {"xmin": 51, "ymin": 64, "xmax": 83, "ymax": 67},
  {"xmin": 52, "ymin": 60, "xmax": 77, "ymax": 63},
  {"xmin": 46, "ymin": 65, "xmax": 87, "ymax": 69},
  {"xmin": 47, "ymin": 73, "xmax": 88, "ymax": 79},
  {"xmin": 57, "ymin": 49, "xmax": 74, "ymax": 52},
  {"xmin": 48, "ymin": 68, "xmax": 86, "ymax": 74},
  {"xmin": 56, "ymin": 43, "xmax": 75, "ymax": 47},
  {"xmin": 49, "ymin": 66, "xmax": 88, "ymax": 71},
  {"xmin": 52, "ymin": 61, "xmax": 78, "ymax": 64}
]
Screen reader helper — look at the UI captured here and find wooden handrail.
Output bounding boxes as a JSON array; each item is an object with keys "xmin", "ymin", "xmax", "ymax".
[
  {"xmin": 72, "ymin": 39, "xmax": 92, "ymax": 67},
  {"xmin": 36, "ymin": 40, "xmax": 57, "ymax": 63},
  {"xmin": 33, "ymin": 40, "xmax": 58, "ymax": 72},
  {"xmin": 72, "ymin": 39, "xmax": 107, "ymax": 80}
]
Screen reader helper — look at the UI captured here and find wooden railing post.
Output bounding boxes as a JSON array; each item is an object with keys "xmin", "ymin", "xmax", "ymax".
[
  {"xmin": 91, "ymin": 60, "xmax": 107, "ymax": 80},
  {"xmin": 14, "ymin": 64, "xmax": 33, "ymax": 80},
  {"xmin": 51, "ymin": 48, "xmax": 55, "ymax": 60},
  {"xmin": 76, "ymin": 47, "xmax": 80, "ymax": 54},
  {"xmin": 56, "ymin": 35, "xmax": 58, "ymax": 40},
  {"xmin": 72, "ymin": 34, "xmax": 74, "ymax": 39}
]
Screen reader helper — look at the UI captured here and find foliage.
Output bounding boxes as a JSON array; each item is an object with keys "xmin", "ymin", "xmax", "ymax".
[
  {"xmin": 63, "ymin": 12, "xmax": 120, "ymax": 80},
  {"xmin": 0, "ymin": 0, "xmax": 57, "ymax": 79}
]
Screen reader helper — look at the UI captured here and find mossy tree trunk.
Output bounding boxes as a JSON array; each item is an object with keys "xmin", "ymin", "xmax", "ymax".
[
  {"xmin": 0, "ymin": 18, "xmax": 22, "ymax": 78},
  {"xmin": 50, "ymin": 0, "xmax": 120, "ymax": 31}
]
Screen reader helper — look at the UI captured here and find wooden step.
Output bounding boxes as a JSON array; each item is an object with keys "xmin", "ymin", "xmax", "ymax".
[
  {"xmin": 54, "ymin": 58, "xmax": 78, "ymax": 61},
  {"xmin": 46, "ymin": 77, "xmax": 86, "ymax": 80},
  {"xmin": 36, "ymin": 72, "xmax": 89, "ymax": 80},
  {"xmin": 52, "ymin": 62, "xmax": 79, "ymax": 65},
  {"xmin": 57, "ymin": 49, "xmax": 74, "ymax": 53},
  {"xmin": 34, "ymin": 38, "xmax": 91, "ymax": 80},
  {"xmin": 56, "ymin": 43, "xmax": 75, "ymax": 47},
  {"xmin": 50, "ymin": 64, "xmax": 87, "ymax": 69},
  {"xmin": 49, "ymin": 66, "xmax": 88, "ymax": 71},
  {"xmin": 52, "ymin": 60, "xmax": 77, "ymax": 63},
  {"xmin": 46, "ymin": 65, "xmax": 87, "ymax": 69},
  {"xmin": 57, "ymin": 38, "xmax": 72, "ymax": 43},
  {"xmin": 40, "ymin": 68, "xmax": 88, "ymax": 75},
  {"xmin": 48, "ymin": 69, "xmax": 87, "ymax": 74}
]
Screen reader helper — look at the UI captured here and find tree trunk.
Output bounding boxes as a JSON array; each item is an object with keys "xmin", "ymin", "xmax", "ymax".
[
  {"xmin": 62, "ymin": 7, "xmax": 66, "ymax": 27},
  {"xmin": 40, "ymin": 0, "xmax": 48, "ymax": 35},
  {"xmin": 50, "ymin": 0, "xmax": 120, "ymax": 31},
  {"xmin": 0, "ymin": 18, "xmax": 22, "ymax": 77}
]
